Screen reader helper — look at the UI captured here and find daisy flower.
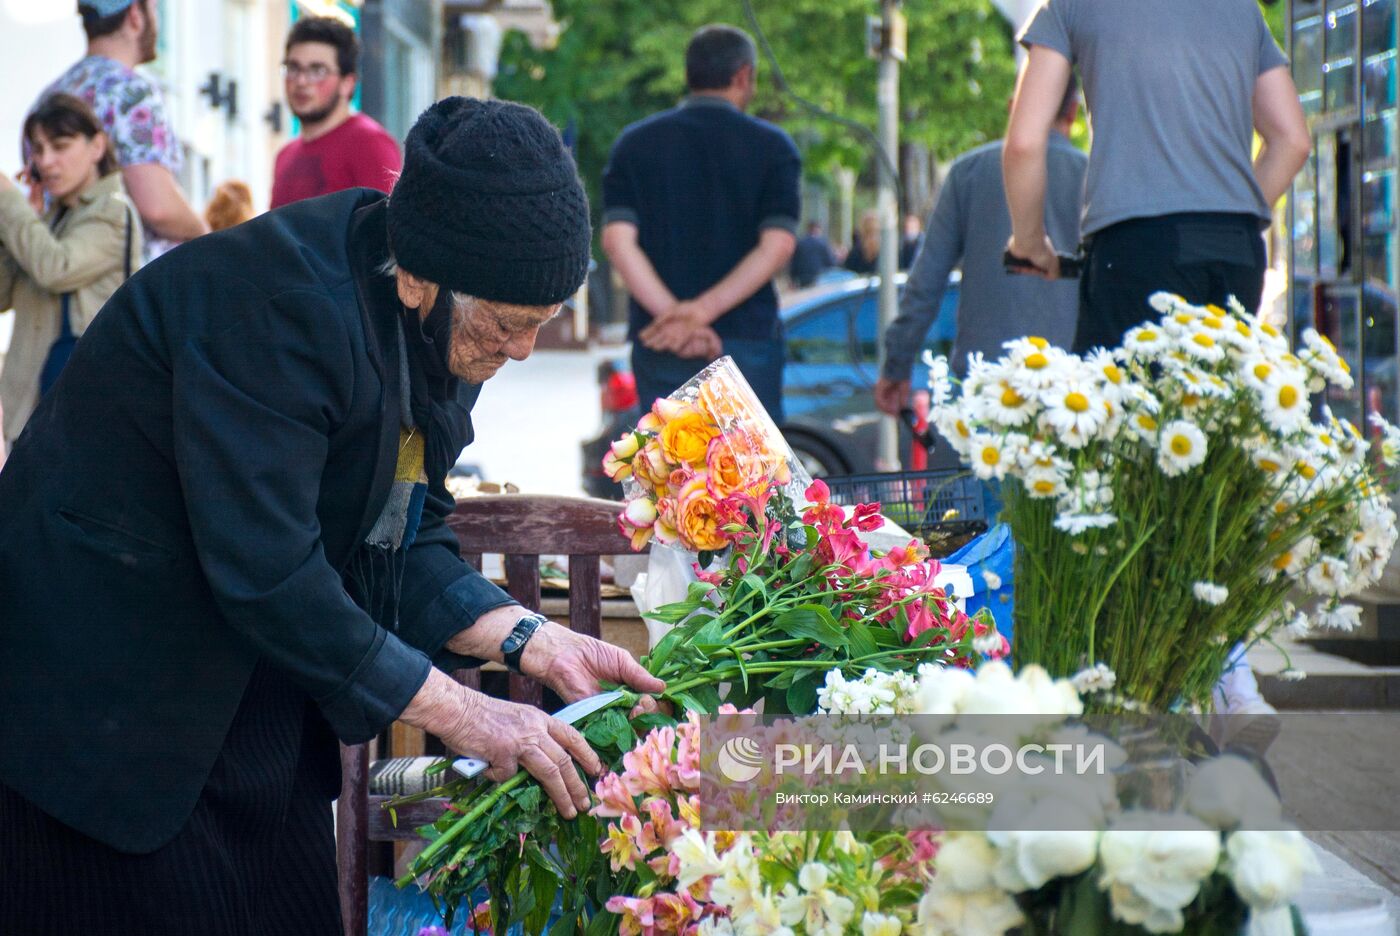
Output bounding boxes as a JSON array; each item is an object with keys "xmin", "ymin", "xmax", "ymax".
[
  {"xmin": 1304, "ymin": 554, "xmax": 1350, "ymax": 597},
  {"xmin": 968, "ymin": 432, "xmax": 1011, "ymax": 481},
  {"xmin": 1122, "ymin": 324, "xmax": 1170, "ymax": 358},
  {"xmin": 1157, "ymin": 419, "xmax": 1209, "ymax": 476},
  {"xmin": 1041, "ymin": 381, "xmax": 1108, "ymax": 448},
  {"xmin": 1256, "ymin": 375, "xmax": 1310, "ymax": 435},
  {"xmin": 933, "ymin": 401, "xmax": 977, "ymax": 456},
  {"xmin": 1180, "ymin": 328, "xmax": 1227, "ymax": 363},
  {"xmin": 1005, "ymin": 344, "xmax": 1072, "ymax": 395},
  {"xmin": 926, "ymin": 354, "xmax": 954, "ymax": 406},
  {"xmin": 1053, "ymin": 512, "xmax": 1117, "ymax": 535},
  {"xmin": 1314, "ymin": 602, "xmax": 1362, "ymax": 632},
  {"xmin": 978, "ymin": 378, "xmax": 1038, "ymax": 427},
  {"xmin": 1369, "ymin": 412, "xmax": 1400, "ymax": 466},
  {"xmin": 1300, "ymin": 329, "xmax": 1354, "ymax": 389},
  {"xmin": 1085, "ymin": 348, "xmax": 1128, "ymax": 398},
  {"xmin": 1192, "ymin": 581, "xmax": 1229, "ymax": 606},
  {"xmin": 1128, "ymin": 409, "xmax": 1161, "ymax": 445},
  {"xmin": 1237, "ymin": 354, "xmax": 1281, "ymax": 393},
  {"xmin": 1148, "ymin": 292, "xmax": 1193, "ymax": 315}
]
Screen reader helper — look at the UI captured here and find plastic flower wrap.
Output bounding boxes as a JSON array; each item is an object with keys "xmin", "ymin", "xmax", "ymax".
[
  {"xmin": 603, "ymin": 357, "xmax": 811, "ymax": 553},
  {"xmin": 929, "ymin": 294, "xmax": 1400, "ymax": 709}
]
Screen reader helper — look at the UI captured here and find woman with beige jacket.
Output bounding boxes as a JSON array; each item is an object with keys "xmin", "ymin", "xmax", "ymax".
[{"xmin": 0, "ymin": 93, "xmax": 142, "ymax": 452}]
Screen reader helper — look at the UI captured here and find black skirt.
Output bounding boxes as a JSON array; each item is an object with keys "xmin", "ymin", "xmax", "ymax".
[{"xmin": 0, "ymin": 660, "xmax": 344, "ymax": 936}]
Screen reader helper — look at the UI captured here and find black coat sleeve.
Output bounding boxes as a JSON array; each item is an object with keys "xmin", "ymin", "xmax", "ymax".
[{"xmin": 171, "ymin": 290, "xmax": 431, "ymax": 744}]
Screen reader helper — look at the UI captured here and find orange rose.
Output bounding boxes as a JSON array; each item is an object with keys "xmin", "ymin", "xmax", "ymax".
[
  {"xmin": 706, "ymin": 433, "xmax": 769, "ymax": 497},
  {"xmin": 675, "ymin": 476, "xmax": 729, "ymax": 552},
  {"xmin": 698, "ymin": 373, "xmax": 752, "ymax": 428},
  {"xmin": 659, "ymin": 406, "xmax": 719, "ymax": 467}
]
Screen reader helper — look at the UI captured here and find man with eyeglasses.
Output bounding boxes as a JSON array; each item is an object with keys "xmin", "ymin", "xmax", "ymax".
[{"xmin": 270, "ymin": 16, "xmax": 401, "ymax": 209}]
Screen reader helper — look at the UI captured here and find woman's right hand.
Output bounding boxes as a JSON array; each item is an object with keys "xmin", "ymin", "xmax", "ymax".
[{"xmin": 401, "ymin": 669, "xmax": 602, "ymax": 818}]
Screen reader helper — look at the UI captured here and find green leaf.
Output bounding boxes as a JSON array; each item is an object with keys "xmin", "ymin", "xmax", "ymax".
[
  {"xmin": 644, "ymin": 626, "xmax": 685, "ymax": 672},
  {"xmin": 786, "ymin": 669, "xmax": 821, "ymax": 714},
  {"xmin": 583, "ymin": 709, "xmax": 625, "ymax": 748},
  {"xmin": 693, "ymin": 616, "xmax": 724, "ymax": 647},
  {"xmin": 773, "ymin": 604, "xmax": 848, "ymax": 648},
  {"xmin": 586, "ymin": 908, "xmax": 618, "ymax": 936},
  {"xmin": 524, "ymin": 846, "xmax": 560, "ymax": 934},
  {"xmin": 847, "ymin": 620, "xmax": 879, "ymax": 659},
  {"xmin": 686, "ymin": 580, "xmax": 715, "ymax": 602},
  {"xmin": 1058, "ymin": 873, "xmax": 1111, "ymax": 936},
  {"xmin": 740, "ymin": 572, "xmax": 769, "ymax": 602},
  {"xmin": 632, "ymin": 711, "xmax": 678, "ymax": 733},
  {"xmin": 869, "ymin": 624, "xmax": 904, "ymax": 648},
  {"xmin": 732, "ymin": 649, "xmax": 751, "ymax": 693}
]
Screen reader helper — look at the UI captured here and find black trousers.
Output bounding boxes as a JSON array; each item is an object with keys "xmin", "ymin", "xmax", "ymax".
[
  {"xmin": 0, "ymin": 661, "xmax": 343, "ymax": 936},
  {"xmin": 1073, "ymin": 212, "xmax": 1268, "ymax": 354}
]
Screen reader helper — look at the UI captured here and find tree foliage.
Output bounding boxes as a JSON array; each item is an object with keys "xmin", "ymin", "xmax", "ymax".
[{"xmin": 493, "ymin": 0, "xmax": 1017, "ymax": 223}]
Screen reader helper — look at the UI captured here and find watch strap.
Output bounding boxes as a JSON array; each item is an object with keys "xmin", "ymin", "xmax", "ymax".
[{"xmin": 501, "ymin": 612, "xmax": 546, "ymax": 673}]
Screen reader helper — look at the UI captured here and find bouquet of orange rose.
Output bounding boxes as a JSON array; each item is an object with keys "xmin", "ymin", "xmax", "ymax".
[{"xmin": 602, "ymin": 357, "xmax": 810, "ymax": 556}]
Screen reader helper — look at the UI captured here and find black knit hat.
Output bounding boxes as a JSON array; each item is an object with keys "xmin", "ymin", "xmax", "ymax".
[{"xmin": 387, "ymin": 97, "xmax": 592, "ymax": 306}]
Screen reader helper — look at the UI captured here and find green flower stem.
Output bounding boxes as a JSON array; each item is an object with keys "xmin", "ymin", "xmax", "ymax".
[
  {"xmin": 660, "ymin": 648, "xmax": 937, "ymax": 699},
  {"xmin": 399, "ymin": 772, "xmax": 527, "ymax": 886}
]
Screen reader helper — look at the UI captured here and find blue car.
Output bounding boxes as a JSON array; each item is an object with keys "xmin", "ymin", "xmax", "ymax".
[{"xmin": 780, "ymin": 273, "xmax": 957, "ymax": 475}]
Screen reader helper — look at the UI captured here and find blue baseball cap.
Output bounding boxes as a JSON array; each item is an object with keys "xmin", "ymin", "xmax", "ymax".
[{"xmin": 79, "ymin": 1, "xmax": 136, "ymax": 16}]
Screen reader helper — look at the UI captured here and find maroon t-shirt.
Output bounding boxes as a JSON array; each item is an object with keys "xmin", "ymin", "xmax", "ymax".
[{"xmin": 270, "ymin": 113, "xmax": 402, "ymax": 209}]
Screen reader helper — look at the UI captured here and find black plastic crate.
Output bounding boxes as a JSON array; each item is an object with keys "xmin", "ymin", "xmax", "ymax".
[{"xmin": 822, "ymin": 469, "xmax": 989, "ymax": 539}]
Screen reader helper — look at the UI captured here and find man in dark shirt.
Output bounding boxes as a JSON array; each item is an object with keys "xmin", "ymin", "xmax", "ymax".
[
  {"xmin": 601, "ymin": 24, "xmax": 801, "ymax": 420},
  {"xmin": 790, "ymin": 220, "xmax": 837, "ymax": 288}
]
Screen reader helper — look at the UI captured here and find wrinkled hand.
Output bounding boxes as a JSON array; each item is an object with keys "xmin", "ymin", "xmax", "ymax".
[
  {"xmin": 1006, "ymin": 234, "xmax": 1060, "ymax": 280},
  {"xmin": 874, "ymin": 378, "xmax": 910, "ymax": 417},
  {"xmin": 522, "ymin": 621, "xmax": 666, "ymax": 713},
  {"xmin": 640, "ymin": 301, "xmax": 710, "ymax": 354},
  {"xmin": 676, "ymin": 325, "xmax": 722, "ymax": 361},
  {"xmin": 439, "ymin": 689, "xmax": 602, "ymax": 817}
]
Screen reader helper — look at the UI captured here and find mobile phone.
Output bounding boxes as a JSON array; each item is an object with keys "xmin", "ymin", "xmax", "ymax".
[
  {"xmin": 1003, "ymin": 250, "xmax": 1083, "ymax": 279},
  {"xmin": 26, "ymin": 163, "xmax": 41, "ymax": 184}
]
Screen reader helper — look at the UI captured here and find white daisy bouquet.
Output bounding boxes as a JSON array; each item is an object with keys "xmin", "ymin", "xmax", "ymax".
[{"xmin": 930, "ymin": 293, "xmax": 1400, "ymax": 710}]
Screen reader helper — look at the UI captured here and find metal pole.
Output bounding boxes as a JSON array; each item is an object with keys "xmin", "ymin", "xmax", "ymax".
[{"xmin": 876, "ymin": 0, "xmax": 901, "ymax": 470}]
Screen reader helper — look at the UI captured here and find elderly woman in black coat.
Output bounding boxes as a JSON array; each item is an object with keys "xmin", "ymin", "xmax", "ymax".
[{"xmin": 0, "ymin": 98, "xmax": 662, "ymax": 935}]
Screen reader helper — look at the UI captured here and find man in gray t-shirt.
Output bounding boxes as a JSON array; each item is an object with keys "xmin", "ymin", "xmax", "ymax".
[
  {"xmin": 875, "ymin": 79, "xmax": 1086, "ymax": 420},
  {"xmin": 1004, "ymin": 0, "xmax": 1310, "ymax": 352}
]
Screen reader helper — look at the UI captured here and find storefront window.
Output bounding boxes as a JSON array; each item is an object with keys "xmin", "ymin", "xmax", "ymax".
[
  {"xmin": 1296, "ymin": 3, "xmax": 1325, "ymax": 114},
  {"xmin": 1325, "ymin": 1, "xmax": 1360, "ymax": 112}
]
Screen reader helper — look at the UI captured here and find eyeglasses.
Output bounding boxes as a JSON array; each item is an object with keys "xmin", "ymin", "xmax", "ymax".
[{"xmin": 281, "ymin": 62, "xmax": 340, "ymax": 83}]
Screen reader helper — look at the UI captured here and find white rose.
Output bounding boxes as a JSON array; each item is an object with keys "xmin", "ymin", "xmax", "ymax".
[
  {"xmin": 1098, "ymin": 812, "xmax": 1222, "ymax": 933},
  {"xmin": 1225, "ymin": 830, "xmax": 1319, "ymax": 911},
  {"xmin": 962, "ymin": 661, "xmax": 1038, "ymax": 715},
  {"xmin": 934, "ymin": 833, "xmax": 1001, "ymax": 893},
  {"xmin": 1019, "ymin": 664, "xmax": 1085, "ymax": 716},
  {"xmin": 914, "ymin": 663, "xmax": 975, "ymax": 716},
  {"xmin": 990, "ymin": 825, "xmax": 1101, "ymax": 891},
  {"xmin": 912, "ymin": 880, "xmax": 1024, "ymax": 936},
  {"xmin": 1184, "ymin": 756, "xmax": 1283, "ymax": 830}
]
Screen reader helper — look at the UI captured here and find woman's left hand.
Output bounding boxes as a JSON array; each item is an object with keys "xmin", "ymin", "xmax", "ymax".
[{"xmin": 521, "ymin": 620, "xmax": 666, "ymax": 707}]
